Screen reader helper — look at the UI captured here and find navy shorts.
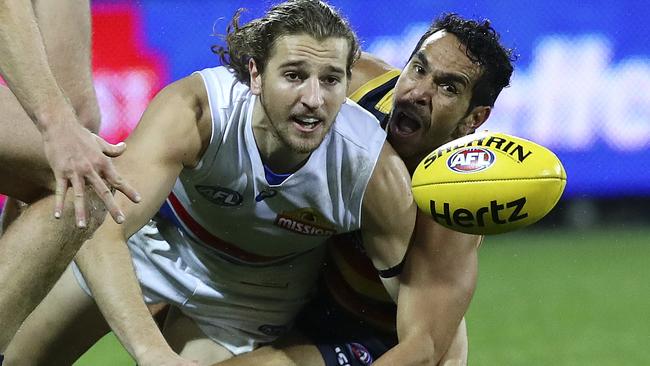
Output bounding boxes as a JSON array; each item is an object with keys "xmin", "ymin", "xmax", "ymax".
[{"xmin": 295, "ymin": 291, "xmax": 397, "ymax": 366}]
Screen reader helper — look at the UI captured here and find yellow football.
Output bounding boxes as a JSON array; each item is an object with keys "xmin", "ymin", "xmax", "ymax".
[{"xmin": 411, "ymin": 131, "xmax": 567, "ymax": 235}]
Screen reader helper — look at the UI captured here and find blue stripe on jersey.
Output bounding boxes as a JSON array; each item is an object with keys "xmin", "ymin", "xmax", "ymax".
[
  {"xmin": 157, "ymin": 199, "xmax": 183, "ymax": 228},
  {"xmin": 263, "ymin": 164, "xmax": 291, "ymax": 185}
]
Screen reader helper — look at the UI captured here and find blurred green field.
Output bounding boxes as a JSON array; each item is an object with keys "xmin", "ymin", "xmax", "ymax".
[
  {"xmin": 75, "ymin": 227, "xmax": 650, "ymax": 366},
  {"xmin": 468, "ymin": 227, "xmax": 650, "ymax": 365}
]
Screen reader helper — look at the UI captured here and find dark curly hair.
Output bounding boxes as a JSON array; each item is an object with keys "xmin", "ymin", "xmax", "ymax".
[
  {"xmin": 212, "ymin": 0, "xmax": 360, "ymax": 85},
  {"xmin": 409, "ymin": 13, "xmax": 516, "ymax": 109}
]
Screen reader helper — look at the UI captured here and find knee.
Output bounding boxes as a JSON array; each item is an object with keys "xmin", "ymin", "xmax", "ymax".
[
  {"xmin": 76, "ymin": 189, "xmax": 108, "ymax": 237},
  {"xmin": 55, "ymin": 188, "xmax": 107, "ymax": 240},
  {"xmin": 0, "ymin": 198, "xmax": 27, "ymax": 234},
  {"xmin": 85, "ymin": 190, "xmax": 108, "ymax": 233}
]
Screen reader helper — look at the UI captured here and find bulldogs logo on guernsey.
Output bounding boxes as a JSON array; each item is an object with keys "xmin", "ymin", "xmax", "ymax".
[{"xmin": 274, "ymin": 208, "xmax": 337, "ymax": 236}]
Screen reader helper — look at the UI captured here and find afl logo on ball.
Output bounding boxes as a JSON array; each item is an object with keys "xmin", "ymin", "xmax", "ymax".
[{"xmin": 447, "ymin": 147, "xmax": 495, "ymax": 173}]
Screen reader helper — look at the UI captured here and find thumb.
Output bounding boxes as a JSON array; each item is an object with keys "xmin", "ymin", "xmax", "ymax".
[{"xmin": 96, "ymin": 135, "xmax": 127, "ymax": 157}]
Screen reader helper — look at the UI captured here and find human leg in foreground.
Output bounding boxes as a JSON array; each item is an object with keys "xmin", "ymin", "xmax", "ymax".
[
  {"xmin": 0, "ymin": 194, "xmax": 105, "ymax": 350},
  {"xmin": 0, "ymin": 86, "xmax": 108, "ymax": 351}
]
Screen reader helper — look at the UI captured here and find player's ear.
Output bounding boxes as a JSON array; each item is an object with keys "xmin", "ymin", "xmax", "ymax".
[
  {"xmin": 249, "ymin": 58, "xmax": 262, "ymax": 95},
  {"xmin": 461, "ymin": 105, "xmax": 491, "ymax": 135}
]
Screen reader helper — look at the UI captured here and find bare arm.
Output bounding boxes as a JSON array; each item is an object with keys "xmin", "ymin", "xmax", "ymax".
[
  {"xmin": 0, "ymin": 0, "xmax": 138, "ymax": 223},
  {"xmin": 350, "ymin": 52, "xmax": 478, "ymax": 366},
  {"xmin": 360, "ymin": 143, "xmax": 417, "ymax": 300},
  {"xmin": 440, "ymin": 317, "xmax": 468, "ymax": 365},
  {"xmin": 374, "ymin": 216, "xmax": 480, "ymax": 366},
  {"xmin": 33, "ymin": 0, "xmax": 100, "ymax": 132},
  {"xmin": 75, "ymin": 75, "xmax": 209, "ymax": 366},
  {"xmin": 0, "ymin": 0, "xmax": 71, "ymax": 127}
]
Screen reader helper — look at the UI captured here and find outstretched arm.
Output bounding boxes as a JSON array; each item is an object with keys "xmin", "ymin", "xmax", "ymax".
[
  {"xmin": 0, "ymin": 0, "xmax": 138, "ymax": 224},
  {"xmin": 374, "ymin": 216, "xmax": 480, "ymax": 366},
  {"xmin": 349, "ymin": 50, "xmax": 481, "ymax": 366},
  {"xmin": 74, "ymin": 75, "xmax": 209, "ymax": 366},
  {"xmin": 360, "ymin": 143, "xmax": 480, "ymax": 366}
]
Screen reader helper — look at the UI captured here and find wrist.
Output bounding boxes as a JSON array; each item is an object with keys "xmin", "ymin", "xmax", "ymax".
[
  {"xmin": 134, "ymin": 344, "xmax": 177, "ymax": 366},
  {"xmin": 35, "ymin": 116, "xmax": 75, "ymax": 136},
  {"xmin": 68, "ymin": 93, "xmax": 102, "ymax": 133},
  {"xmin": 33, "ymin": 101, "xmax": 78, "ymax": 134},
  {"xmin": 127, "ymin": 328, "xmax": 175, "ymax": 363}
]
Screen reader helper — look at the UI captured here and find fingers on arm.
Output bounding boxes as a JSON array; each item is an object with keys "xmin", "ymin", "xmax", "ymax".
[
  {"xmin": 95, "ymin": 135, "xmax": 126, "ymax": 158},
  {"xmin": 54, "ymin": 177, "xmax": 68, "ymax": 219},
  {"xmin": 85, "ymin": 169, "xmax": 124, "ymax": 224},
  {"xmin": 100, "ymin": 160, "xmax": 141, "ymax": 205},
  {"xmin": 94, "ymin": 135, "xmax": 141, "ymax": 204},
  {"xmin": 70, "ymin": 173, "xmax": 87, "ymax": 227}
]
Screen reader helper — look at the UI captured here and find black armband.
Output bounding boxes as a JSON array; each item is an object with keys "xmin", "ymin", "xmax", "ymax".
[{"xmin": 377, "ymin": 257, "xmax": 406, "ymax": 278}]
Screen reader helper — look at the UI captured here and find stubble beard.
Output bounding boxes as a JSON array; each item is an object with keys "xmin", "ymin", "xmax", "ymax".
[{"xmin": 260, "ymin": 95, "xmax": 328, "ymax": 155}]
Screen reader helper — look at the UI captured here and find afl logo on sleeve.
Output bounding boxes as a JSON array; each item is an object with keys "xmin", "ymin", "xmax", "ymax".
[{"xmin": 447, "ymin": 147, "xmax": 495, "ymax": 173}]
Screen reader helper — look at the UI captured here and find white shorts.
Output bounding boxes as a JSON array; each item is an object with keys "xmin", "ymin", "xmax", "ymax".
[{"xmin": 73, "ymin": 219, "xmax": 325, "ymax": 355}]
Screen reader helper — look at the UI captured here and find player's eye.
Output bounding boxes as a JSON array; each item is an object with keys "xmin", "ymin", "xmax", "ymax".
[
  {"xmin": 285, "ymin": 72, "xmax": 300, "ymax": 81},
  {"xmin": 322, "ymin": 76, "xmax": 341, "ymax": 85},
  {"xmin": 441, "ymin": 83, "xmax": 459, "ymax": 94},
  {"xmin": 412, "ymin": 63, "xmax": 425, "ymax": 75}
]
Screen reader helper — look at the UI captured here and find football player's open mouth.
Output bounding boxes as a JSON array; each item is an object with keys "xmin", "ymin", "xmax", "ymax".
[
  {"xmin": 292, "ymin": 116, "xmax": 322, "ymax": 132},
  {"xmin": 391, "ymin": 110, "xmax": 422, "ymax": 136}
]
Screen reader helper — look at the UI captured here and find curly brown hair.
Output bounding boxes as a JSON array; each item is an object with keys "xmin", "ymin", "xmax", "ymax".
[
  {"xmin": 212, "ymin": 0, "xmax": 360, "ymax": 85},
  {"xmin": 410, "ymin": 13, "xmax": 517, "ymax": 109}
]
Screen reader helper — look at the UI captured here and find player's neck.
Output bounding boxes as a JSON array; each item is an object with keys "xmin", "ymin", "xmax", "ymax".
[
  {"xmin": 258, "ymin": 143, "xmax": 310, "ymax": 174},
  {"xmin": 252, "ymin": 102, "xmax": 310, "ymax": 174}
]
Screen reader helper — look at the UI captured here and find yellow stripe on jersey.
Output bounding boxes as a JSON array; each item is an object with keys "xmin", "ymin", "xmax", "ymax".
[
  {"xmin": 349, "ymin": 69, "xmax": 401, "ymax": 103},
  {"xmin": 375, "ymin": 88, "xmax": 395, "ymax": 115}
]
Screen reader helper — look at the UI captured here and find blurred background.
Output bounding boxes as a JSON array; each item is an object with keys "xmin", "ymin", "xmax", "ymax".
[{"xmin": 3, "ymin": 0, "xmax": 647, "ymax": 364}]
